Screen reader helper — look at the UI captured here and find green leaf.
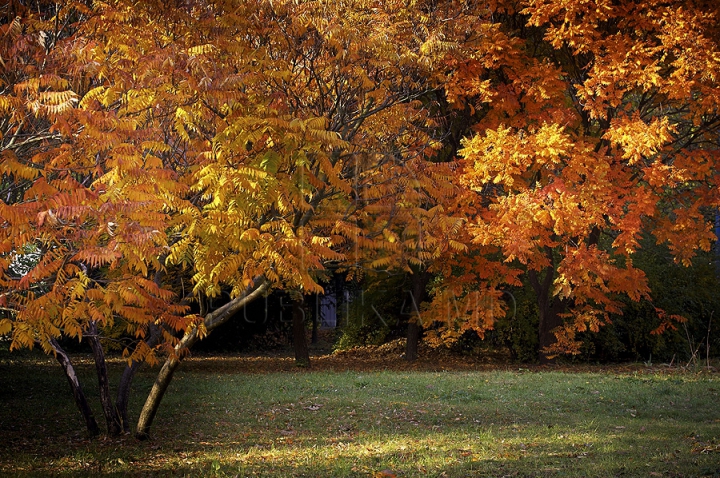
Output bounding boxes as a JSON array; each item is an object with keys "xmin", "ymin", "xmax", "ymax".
[{"xmin": 259, "ymin": 151, "xmax": 280, "ymax": 174}]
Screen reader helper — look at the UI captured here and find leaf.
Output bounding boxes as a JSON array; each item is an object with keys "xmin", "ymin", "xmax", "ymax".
[
  {"xmin": 0, "ymin": 319, "xmax": 12, "ymax": 336},
  {"xmin": 259, "ymin": 151, "xmax": 280, "ymax": 174}
]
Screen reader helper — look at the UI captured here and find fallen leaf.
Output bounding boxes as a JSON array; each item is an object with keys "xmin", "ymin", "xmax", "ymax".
[{"xmin": 374, "ymin": 469, "xmax": 397, "ymax": 478}]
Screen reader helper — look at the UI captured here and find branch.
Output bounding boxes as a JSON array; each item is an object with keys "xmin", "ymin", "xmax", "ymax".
[{"xmin": 204, "ymin": 276, "xmax": 270, "ymax": 331}]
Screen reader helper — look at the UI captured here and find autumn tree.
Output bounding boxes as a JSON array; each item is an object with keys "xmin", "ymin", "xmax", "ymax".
[
  {"xmin": 1, "ymin": 0, "xmax": 495, "ymax": 438},
  {"xmin": 0, "ymin": 1, "xmax": 199, "ymax": 436},
  {"xmin": 455, "ymin": 0, "xmax": 720, "ymax": 360}
]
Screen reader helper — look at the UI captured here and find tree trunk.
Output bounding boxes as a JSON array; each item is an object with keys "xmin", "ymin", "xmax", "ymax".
[
  {"xmin": 292, "ymin": 294, "xmax": 311, "ymax": 368},
  {"xmin": 115, "ymin": 323, "xmax": 162, "ymax": 434},
  {"xmin": 86, "ymin": 321, "xmax": 122, "ymax": 436},
  {"xmin": 406, "ymin": 320, "xmax": 421, "ymax": 362},
  {"xmin": 115, "ymin": 323, "xmax": 161, "ymax": 434},
  {"xmin": 136, "ymin": 278, "xmax": 269, "ymax": 439},
  {"xmin": 115, "ymin": 360, "xmax": 140, "ymax": 434},
  {"xmin": 50, "ymin": 338, "xmax": 101, "ymax": 436},
  {"xmin": 528, "ymin": 247, "xmax": 567, "ymax": 363},
  {"xmin": 406, "ymin": 270, "xmax": 430, "ymax": 362},
  {"xmin": 135, "ymin": 341, "xmax": 188, "ymax": 440},
  {"xmin": 536, "ymin": 293, "xmax": 567, "ymax": 364},
  {"xmin": 310, "ymin": 293, "xmax": 318, "ymax": 344}
]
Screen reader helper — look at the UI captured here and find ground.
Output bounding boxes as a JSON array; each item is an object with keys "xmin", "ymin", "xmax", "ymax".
[{"xmin": 1, "ymin": 340, "xmax": 719, "ymax": 477}]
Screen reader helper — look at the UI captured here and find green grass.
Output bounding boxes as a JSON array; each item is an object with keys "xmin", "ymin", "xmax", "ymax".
[{"xmin": 1, "ymin": 352, "xmax": 719, "ymax": 477}]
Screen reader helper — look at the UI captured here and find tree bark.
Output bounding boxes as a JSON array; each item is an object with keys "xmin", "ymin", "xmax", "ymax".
[
  {"xmin": 86, "ymin": 321, "xmax": 122, "ymax": 436},
  {"xmin": 528, "ymin": 247, "xmax": 567, "ymax": 363},
  {"xmin": 135, "ymin": 278, "xmax": 269, "ymax": 439},
  {"xmin": 535, "ymin": 289, "xmax": 567, "ymax": 364},
  {"xmin": 406, "ymin": 270, "xmax": 430, "ymax": 362},
  {"xmin": 115, "ymin": 360, "xmax": 141, "ymax": 434},
  {"xmin": 310, "ymin": 293, "xmax": 318, "ymax": 344},
  {"xmin": 292, "ymin": 294, "xmax": 311, "ymax": 368},
  {"xmin": 406, "ymin": 320, "xmax": 421, "ymax": 362},
  {"xmin": 50, "ymin": 338, "xmax": 101, "ymax": 436},
  {"xmin": 115, "ymin": 323, "xmax": 161, "ymax": 434}
]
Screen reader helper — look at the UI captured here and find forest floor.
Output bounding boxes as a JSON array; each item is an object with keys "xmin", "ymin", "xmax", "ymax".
[
  {"xmin": 1, "ymin": 341, "xmax": 719, "ymax": 477},
  {"xmin": 180, "ymin": 336, "xmax": 719, "ymax": 376}
]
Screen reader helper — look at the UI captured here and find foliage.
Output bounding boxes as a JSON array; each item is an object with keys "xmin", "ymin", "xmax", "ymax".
[
  {"xmin": 454, "ymin": 0, "xmax": 720, "ymax": 356},
  {"xmin": 0, "ymin": 0, "xmax": 481, "ymax": 354}
]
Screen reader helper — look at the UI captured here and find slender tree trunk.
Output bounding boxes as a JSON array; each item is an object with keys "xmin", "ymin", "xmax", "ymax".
[
  {"xmin": 406, "ymin": 270, "xmax": 430, "ymax": 362},
  {"xmin": 528, "ymin": 247, "xmax": 567, "ymax": 363},
  {"xmin": 50, "ymin": 338, "xmax": 101, "ymax": 436},
  {"xmin": 136, "ymin": 278, "xmax": 269, "ymax": 439},
  {"xmin": 115, "ymin": 323, "xmax": 162, "ymax": 434},
  {"xmin": 292, "ymin": 294, "xmax": 311, "ymax": 368},
  {"xmin": 86, "ymin": 321, "xmax": 122, "ymax": 436},
  {"xmin": 310, "ymin": 293, "xmax": 318, "ymax": 344},
  {"xmin": 115, "ymin": 360, "xmax": 141, "ymax": 434},
  {"xmin": 135, "ymin": 335, "xmax": 192, "ymax": 440}
]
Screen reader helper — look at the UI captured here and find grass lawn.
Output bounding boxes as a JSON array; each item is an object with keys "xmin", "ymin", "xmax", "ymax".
[{"xmin": 0, "ymin": 351, "xmax": 719, "ymax": 477}]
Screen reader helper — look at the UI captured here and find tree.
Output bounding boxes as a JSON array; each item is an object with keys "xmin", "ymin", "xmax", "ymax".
[
  {"xmin": 1, "ymin": 0, "xmax": 491, "ymax": 438},
  {"xmin": 456, "ymin": 0, "xmax": 720, "ymax": 360},
  {"xmin": 0, "ymin": 1, "xmax": 194, "ymax": 435}
]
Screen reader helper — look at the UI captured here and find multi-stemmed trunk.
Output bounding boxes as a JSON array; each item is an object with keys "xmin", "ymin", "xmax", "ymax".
[{"xmin": 52, "ymin": 322, "xmax": 161, "ymax": 436}]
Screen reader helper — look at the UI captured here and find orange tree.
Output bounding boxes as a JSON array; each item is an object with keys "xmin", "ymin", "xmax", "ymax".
[
  {"xmin": 454, "ymin": 0, "xmax": 720, "ymax": 360},
  {"xmin": 0, "ymin": 1, "xmax": 194, "ymax": 435},
  {"xmin": 0, "ymin": 0, "xmax": 495, "ymax": 438}
]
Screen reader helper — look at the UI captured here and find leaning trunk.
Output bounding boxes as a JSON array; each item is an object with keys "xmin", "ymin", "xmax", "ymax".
[
  {"xmin": 292, "ymin": 294, "xmax": 311, "ymax": 368},
  {"xmin": 50, "ymin": 338, "xmax": 101, "ymax": 436},
  {"xmin": 87, "ymin": 321, "xmax": 122, "ymax": 436},
  {"xmin": 135, "ymin": 278, "xmax": 269, "ymax": 439},
  {"xmin": 135, "ymin": 331, "xmax": 196, "ymax": 440}
]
